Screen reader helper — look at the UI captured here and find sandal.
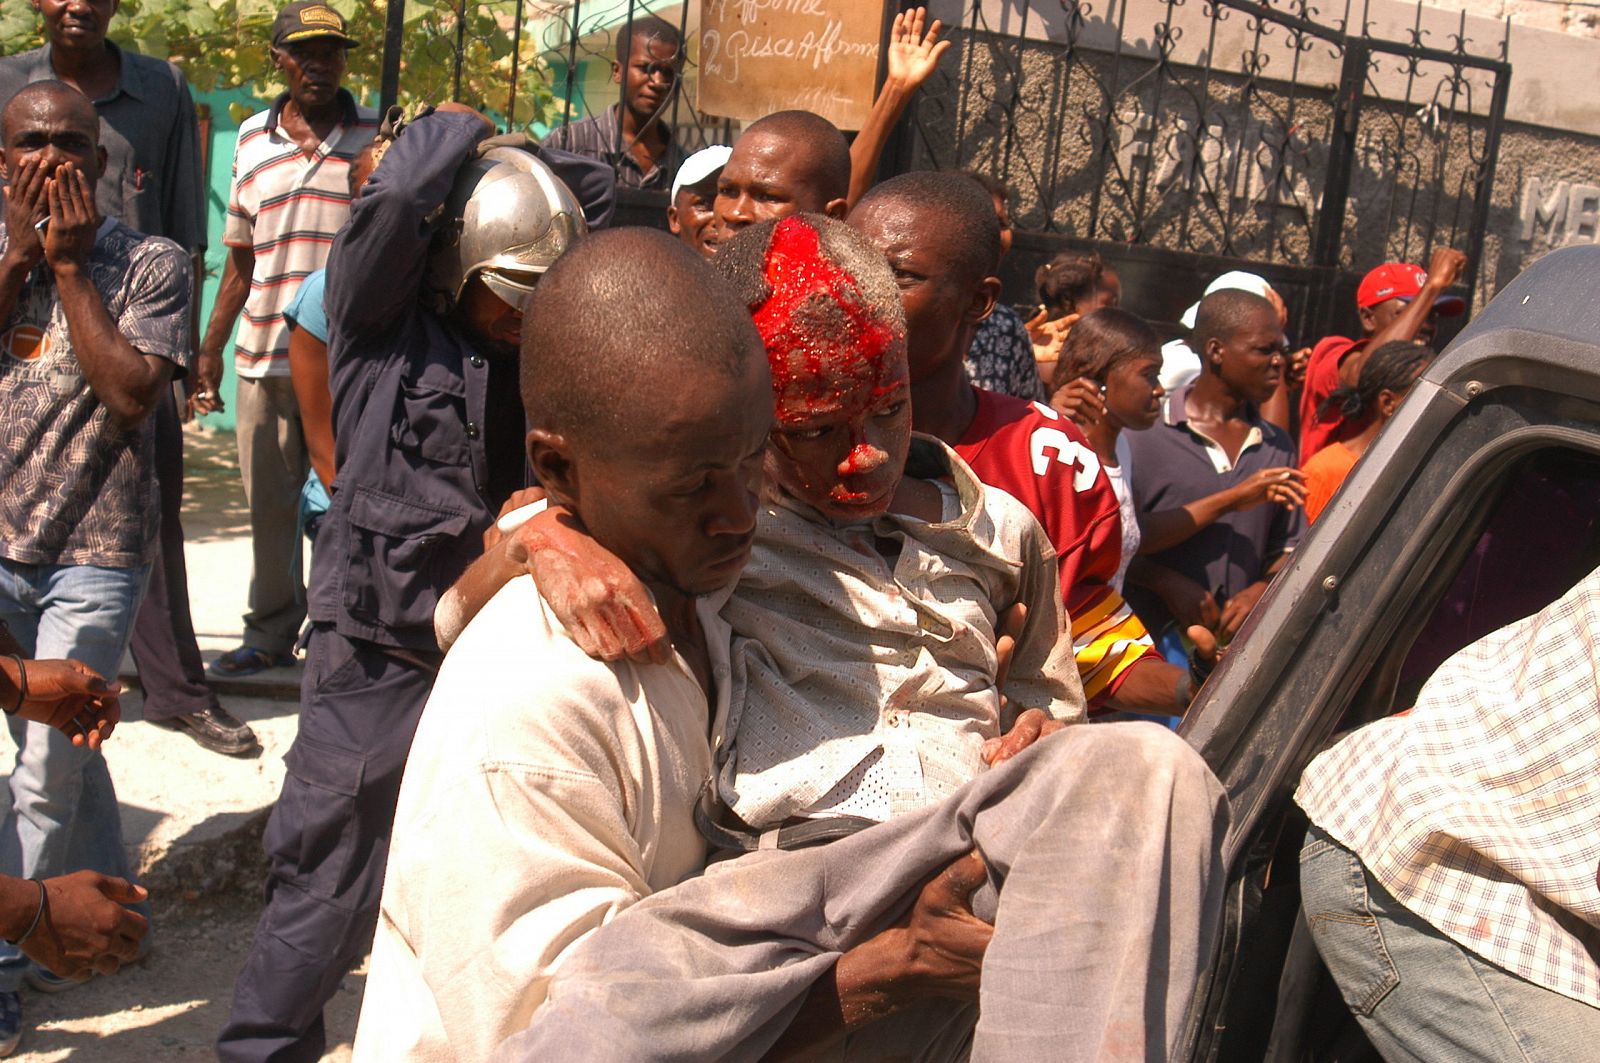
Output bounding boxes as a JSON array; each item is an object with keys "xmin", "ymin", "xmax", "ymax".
[{"xmin": 207, "ymin": 645, "xmax": 295, "ymax": 678}]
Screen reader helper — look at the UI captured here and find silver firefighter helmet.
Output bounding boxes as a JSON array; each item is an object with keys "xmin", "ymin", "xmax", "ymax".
[{"xmin": 424, "ymin": 146, "xmax": 587, "ymax": 313}]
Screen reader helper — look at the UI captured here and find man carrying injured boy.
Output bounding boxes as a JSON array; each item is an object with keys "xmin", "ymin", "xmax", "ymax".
[{"xmin": 402, "ymin": 215, "xmax": 1227, "ymax": 1060}]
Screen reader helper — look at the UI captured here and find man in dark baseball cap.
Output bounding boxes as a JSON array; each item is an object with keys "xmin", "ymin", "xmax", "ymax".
[
  {"xmin": 271, "ymin": 1, "xmax": 358, "ymax": 49},
  {"xmin": 1300, "ymin": 246, "xmax": 1468, "ymax": 460}
]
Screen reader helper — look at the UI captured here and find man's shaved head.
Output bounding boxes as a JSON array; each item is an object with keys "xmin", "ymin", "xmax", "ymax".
[
  {"xmin": 854, "ymin": 170, "xmax": 1001, "ymax": 284},
  {"xmin": 1192, "ymin": 288, "xmax": 1277, "ymax": 353},
  {"xmin": 521, "ymin": 227, "xmax": 763, "ymax": 451},
  {"xmin": 522, "ymin": 227, "xmax": 771, "ymax": 597},
  {"xmin": 1, "ymin": 81, "xmax": 98, "ymax": 145},
  {"xmin": 738, "ymin": 110, "xmax": 851, "ymax": 203}
]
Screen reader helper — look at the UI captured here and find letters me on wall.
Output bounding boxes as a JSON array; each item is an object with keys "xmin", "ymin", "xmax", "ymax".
[{"xmin": 697, "ymin": 0, "xmax": 884, "ymax": 132}]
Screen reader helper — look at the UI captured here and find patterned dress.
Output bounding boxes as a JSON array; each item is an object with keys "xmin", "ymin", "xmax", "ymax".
[{"xmin": 964, "ymin": 303, "xmax": 1046, "ymax": 402}]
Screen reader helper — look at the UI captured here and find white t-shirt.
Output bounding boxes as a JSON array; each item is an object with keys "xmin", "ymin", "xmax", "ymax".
[{"xmin": 1104, "ymin": 433, "xmax": 1141, "ymax": 593}]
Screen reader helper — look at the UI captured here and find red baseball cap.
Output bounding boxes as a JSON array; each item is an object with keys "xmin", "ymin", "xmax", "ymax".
[{"xmin": 1357, "ymin": 262, "xmax": 1466, "ymax": 317}]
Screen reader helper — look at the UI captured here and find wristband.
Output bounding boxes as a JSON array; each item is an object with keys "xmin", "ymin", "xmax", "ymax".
[
  {"xmin": 3, "ymin": 655, "xmax": 25, "ymax": 716},
  {"xmin": 5, "ymin": 879, "xmax": 44, "ymax": 946}
]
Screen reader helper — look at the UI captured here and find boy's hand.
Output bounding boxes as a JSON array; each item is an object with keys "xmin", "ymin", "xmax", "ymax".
[
  {"xmin": 485, "ymin": 487, "xmax": 548, "ymax": 551},
  {"xmin": 517, "ymin": 508, "xmax": 670, "ymax": 665},
  {"xmin": 981, "ymin": 708, "xmax": 1066, "ymax": 766}
]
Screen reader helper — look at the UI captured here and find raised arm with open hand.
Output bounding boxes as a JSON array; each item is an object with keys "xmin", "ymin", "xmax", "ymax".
[{"xmin": 846, "ymin": 8, "xmax": 951, "ymax": 208}]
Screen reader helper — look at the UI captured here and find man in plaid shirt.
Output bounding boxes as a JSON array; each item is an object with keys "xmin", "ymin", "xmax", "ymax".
[{"xmin": 1296, "ymin": 564, "xmax": 1600, "ymax": 1059}]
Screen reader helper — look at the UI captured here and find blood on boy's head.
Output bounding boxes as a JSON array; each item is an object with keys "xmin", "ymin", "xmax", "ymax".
[
  {"xmin": 712, "ymin": 214, "xmax": 912, "ymax": 523},
  {"xmin": 521, "ymin": 227, "xmax": 771, "ymax": 594}
]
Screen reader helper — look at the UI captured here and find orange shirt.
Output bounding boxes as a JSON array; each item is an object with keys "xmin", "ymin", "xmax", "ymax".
[{"xmin": 1303, "ymin": 440, "xmax": 1359, "ymax": 523}]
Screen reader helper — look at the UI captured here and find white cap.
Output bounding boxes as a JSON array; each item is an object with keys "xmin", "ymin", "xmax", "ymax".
[
  {"xmin": 670, "ymin": 144, "xmax": 732, "ymax": 201},
  {"xmin": 1180, "ymin": 270, "xmax": 1276, "ymax": 329}
]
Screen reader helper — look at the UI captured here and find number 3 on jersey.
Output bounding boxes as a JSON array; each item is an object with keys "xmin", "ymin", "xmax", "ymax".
[{"xmin": 1030, "ymin": 426, "xmax": 1102, "ymax": 492}]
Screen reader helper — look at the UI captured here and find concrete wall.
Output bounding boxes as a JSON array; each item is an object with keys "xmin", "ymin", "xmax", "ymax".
[
  {"xmin": 1433, "ymin": 0, "xmax": 1600, "ymax": 39},
  {"xmin": 918, "ymin": 0, "xmax": 1600, "ymax": 301}
]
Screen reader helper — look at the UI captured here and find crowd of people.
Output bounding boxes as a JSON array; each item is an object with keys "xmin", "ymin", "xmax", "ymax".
[{"xmin": 2, "ymin": 1, "xmax": 1596, "ymax": 1061}]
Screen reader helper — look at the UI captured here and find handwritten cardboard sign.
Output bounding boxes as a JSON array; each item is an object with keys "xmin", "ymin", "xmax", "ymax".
[{"xmin": 697, "ymin": 0, "xmax": 886, "ymax": 131}]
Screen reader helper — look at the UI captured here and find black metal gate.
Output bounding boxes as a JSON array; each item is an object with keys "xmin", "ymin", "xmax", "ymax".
[
  {"xmin": 377, "ymin": 1, "xmax": 1510, "ymax": 345},
  {"xmin": 893, "ymin": 0, "xmax": 1511, "ymax": 344}
]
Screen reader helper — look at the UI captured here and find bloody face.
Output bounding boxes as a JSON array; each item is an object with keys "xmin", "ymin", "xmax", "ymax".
[{"xmin": 755, "ymin": 219, "xmax": 911, "ymax": 522}]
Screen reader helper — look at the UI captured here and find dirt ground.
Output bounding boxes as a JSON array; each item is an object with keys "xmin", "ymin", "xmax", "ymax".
[{"xmin": 11, "ymin": 898, "xmax": 364, "ymax": 1062}]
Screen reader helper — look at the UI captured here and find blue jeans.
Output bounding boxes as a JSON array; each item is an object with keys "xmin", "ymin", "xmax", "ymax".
[
  {"xmin": 1301, "ymin": 825, "xmax": 1600, "ymax": 1063},
  {"xmin": 0, "ymin": 559, "xmax": 150, "ymax": 992}
]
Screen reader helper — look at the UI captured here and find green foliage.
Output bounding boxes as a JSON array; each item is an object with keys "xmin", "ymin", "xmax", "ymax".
[{"xmin": 1, "ymin": 0, "xmax": 559, "ymax": 131}]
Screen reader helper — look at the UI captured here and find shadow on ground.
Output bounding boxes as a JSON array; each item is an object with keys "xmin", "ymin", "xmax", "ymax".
[
  {"xmin": 181, "ymin": 424, "xmax": 250, "ymax": 544},
  {"xmin": 13, "ymin": 892, "xmax": 364, "ymax": 1061}
]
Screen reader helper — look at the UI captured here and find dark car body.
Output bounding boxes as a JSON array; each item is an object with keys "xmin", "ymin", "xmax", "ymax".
[{"xmin": 1175, "ymin": 243, "xmax": 1600, "ymax": 1062}]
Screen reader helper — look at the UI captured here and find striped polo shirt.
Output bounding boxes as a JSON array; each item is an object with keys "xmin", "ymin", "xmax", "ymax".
[{"xmin": 223, "ymin": 89, "xmax": 376, "ymax": 379}]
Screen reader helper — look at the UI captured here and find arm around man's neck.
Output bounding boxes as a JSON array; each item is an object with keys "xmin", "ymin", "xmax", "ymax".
[{"xmin": 435, "ymin": 501, "xmax": 669, "ymax": 663}]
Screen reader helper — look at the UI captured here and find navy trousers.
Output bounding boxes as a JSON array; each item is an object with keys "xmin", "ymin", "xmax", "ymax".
[
  {"xmin": 129, "ymin": 388, "xmax": 217, "ymax": 722},
  {"xmin": 217, "ymin": 625, "xmax": 434, "ymax": 1063}
]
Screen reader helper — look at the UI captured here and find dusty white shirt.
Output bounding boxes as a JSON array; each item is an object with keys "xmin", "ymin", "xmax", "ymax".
[{"xmin": 352, "ymin": 575, "xmax": 728, "ymax": 1062}]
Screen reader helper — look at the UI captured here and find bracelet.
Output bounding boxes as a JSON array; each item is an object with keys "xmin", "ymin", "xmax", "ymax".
[
  {"xmin": 3, "ymin": 655, "xmax": 25, "ymax": 716},
  {"xmin": 5, "ymin": 879, "xmax": 45, "ymax": 946}
]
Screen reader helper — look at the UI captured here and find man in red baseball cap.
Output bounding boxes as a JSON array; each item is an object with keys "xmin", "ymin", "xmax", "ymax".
[{"xmin": 1299, "ymin": 247, "xmax": 1466, "ymax": 460}]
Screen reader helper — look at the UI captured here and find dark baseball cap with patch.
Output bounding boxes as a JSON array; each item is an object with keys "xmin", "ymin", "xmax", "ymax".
[{"xmin": 272, "ymin": 1, "xmax": 358, "ymax": 49}]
